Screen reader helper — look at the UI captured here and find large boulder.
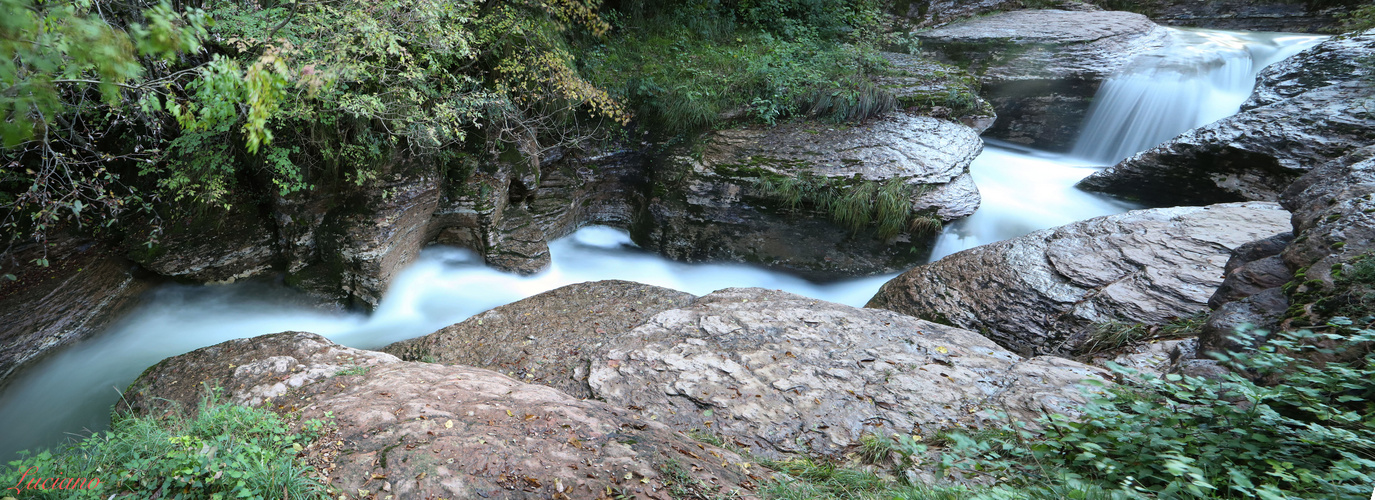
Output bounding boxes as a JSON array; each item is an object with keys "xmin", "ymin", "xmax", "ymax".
[
  {"xmin": 637, "ymin": 112, "xmax": 983, "ymax": 277},
  {"xmin": 917, "ymin": 10, "xmax": 1168, "ymax": 150},
  {"xmin": 388, "ymin": 284, "xmax": 1109, "ymax": 460},
  {"xmin": 121, "ymin": 332, "xmax": 761, "ymax": 500},
  {"xmin": 0, "ymin": 236, "xmax": 151, "ymax": 383},
  {"xmin": 1078, "ymin": 31, "xmax": 1375, "ymax": 205},
  {"xmin": 867, "ymin": 202, "xmax": 1292, "ymax": 356},
  {"xmin": 384, "ymin": 280, "xmax": 696, "ymax": 398}
]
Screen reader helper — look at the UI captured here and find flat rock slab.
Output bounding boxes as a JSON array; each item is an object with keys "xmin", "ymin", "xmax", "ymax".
[
  {"xmin": 868, "ymin": 202, "xmax": 1292, "ymax": 356},
  {"xmin": 122, "ymin": 332, "xmax": 760, "ymax": 500},
  {"xmin": 389, "ymin": 283, "xmax": 1109, "ymax": 460},
  {"xmin": 917, "ymin": 9, "xmax": 1167, "ymax": 82},
  {"xmin": 384, "ymin": 281, "xmax": 696, "ymax": 399},
  {"xmin": 702, "ymin": 113, "xmax": 981, "ymax": 185},
  {"xmin": 587, "ymin": 288, "xmax": 1108, "ymax": 459}
]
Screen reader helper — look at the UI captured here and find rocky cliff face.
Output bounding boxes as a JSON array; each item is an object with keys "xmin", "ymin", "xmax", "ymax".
[
  {"xmin": 1078, "ymin": 30, "xmax": 1375, "ymax": 206},
  {"xmin": 387, "ymin": 282, "xmax": 1109, "ymax": 460},
  {"xmin": 0, "ymin": 235, "xmax": 152, "ymax": 383},
  {"xmin": 867, "ymin": 202, "xmax": 1292, "ymax": 356},
  {"xmin": 917, "ymin": 10, "xmax": 1168, "ymax": 150},
  {"xmin": 638, "ymin": 113, "xmax": 984, "ymax": 277}
]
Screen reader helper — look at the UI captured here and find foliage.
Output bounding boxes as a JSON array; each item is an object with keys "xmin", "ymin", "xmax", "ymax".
[
  {"xmin": 1, "ymin": 0, "xmax": 211, "ymax": 256},
  {"xmin": 2, "ymin": 0, "xmax": 632, "ymax": 268},
  {"xmin": 932, "ymin": 325, "xmax": 1375, "ymax": 499},
  {"xmin": 0, "ymin": 396, "xmax": 328, "ymax": 499},
  {"xmin": 581, "ymin": 0, "xmax": 891, "ymax": 133},
  {"xmin": 1342, "ymin": 2, "xmax": 1375, "ymax": 32},
  {"xmin": 755, "ymin": 172, "xmax": 941, "ymax": 239}
]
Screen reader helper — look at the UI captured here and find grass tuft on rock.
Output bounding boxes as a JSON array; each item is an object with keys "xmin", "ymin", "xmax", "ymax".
[{"xmin": 754, "ymin": 173, "xmax": 942, "ymax": 240}]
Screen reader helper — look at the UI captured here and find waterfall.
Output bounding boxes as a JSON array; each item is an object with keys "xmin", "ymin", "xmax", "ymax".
[
  {"xmin": 929, "ymin": 28, "xmax": 1326, "ymax": 260},
  {"xmin": 1071, "ymin": 28, "xmax": 1326, "ymax": 165}
]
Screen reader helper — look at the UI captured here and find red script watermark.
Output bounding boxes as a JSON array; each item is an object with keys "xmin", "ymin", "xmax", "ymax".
[{"xmin": 6, "ymin": 466, "xmax": 102, "ymax": 496}]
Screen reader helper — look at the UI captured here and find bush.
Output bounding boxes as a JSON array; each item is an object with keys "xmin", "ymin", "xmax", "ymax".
[
  {"xmin": 0, "ymin": 397, "xmax": 328, "ymax": 499},
  {"xmin": 932, "ymin": 325, "xmax": 1375, "ymax": 499},
  {"xmin": 581, "ymin": 0, "xmax": 892, "ymax": 133}
]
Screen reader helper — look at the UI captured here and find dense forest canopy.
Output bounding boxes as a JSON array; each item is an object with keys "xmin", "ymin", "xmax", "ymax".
[{"xmin": 0, "ymin": 0, "xmax": 892, "ymax": 274}]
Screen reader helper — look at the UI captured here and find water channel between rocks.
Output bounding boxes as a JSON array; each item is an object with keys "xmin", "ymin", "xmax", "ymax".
[{"xmin": 0, "ymin": 27, "xmax": 1327, "ymax": 460}]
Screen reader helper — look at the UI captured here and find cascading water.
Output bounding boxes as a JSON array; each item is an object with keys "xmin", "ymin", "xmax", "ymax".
[
  {"xmin": 930, "ymin": 28, "xmax": 1326, "ymax": 260},
  {"xmin": 1072, "ymin": 28, "xmax": 1326, "ymax": 165},
  {"xmin": 0, "ymin": 27, "xmax": 1330, "ymax": 461}
]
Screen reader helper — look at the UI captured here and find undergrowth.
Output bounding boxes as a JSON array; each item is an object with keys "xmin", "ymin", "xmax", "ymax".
[
  {"xmin": 581, "ymin": 0, "xmax": 893, "ymax": 134},
  {"xmin": 931, "ymin": 325, "xmax": 1375, "ymax": 499},
  {"xmin": 0, "ymin": 395, "xmax": 328, "ymax": 499}
]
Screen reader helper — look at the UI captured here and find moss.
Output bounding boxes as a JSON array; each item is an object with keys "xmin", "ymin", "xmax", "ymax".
[{"xmin": 1284, "ymin": 253, "xmax": 1375, "ymax": 326}]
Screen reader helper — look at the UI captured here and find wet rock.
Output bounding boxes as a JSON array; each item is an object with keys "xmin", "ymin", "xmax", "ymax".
[
  {"xmin": 917, "ymin": 10, "xmax": 1168, "ymax": 150},
  {"xmin": 1081, "ymin": 338, "xmax": 1196, "ymax": 376},
  {"xmin": 1176, "ymin": 359, "xmax": 1230, "ymax": 380},
  {"xmin": 383, "ymin": 281, "xmax": 696, "ymax": 398},
  {"xmin": 638, "ymin": 113, "xmax": 983, "ymax": 277},
  {"xmin": 868, "ymin": 202, "xmax": 1292, "ymax": 356},
  {"xmin": 430, "ymin": 146, "xmax": 647, "ymax": 276},
  {"xmin": 124, "ymin": 199, "xmax": 276, "ymax": 283},
  {"xmin": 1278, "ymin": 147, "xmax": 1375, "ymax": 289},
  {"xmin": 1078, "ymin": 32, "xmax": 1375, "ymax": 205},
  {"xmin": 122, "ymin": 332, "xmax": 761, "ymax": 500},
  {"xmin": 1199, "ymin": 287, "xmax": 1288, "ymax": 354},
  {"xmin": 0, "ymin": 237, "xmax": 151, "ymax": 383},
  {"xmin": 1209, "ymin": 255, "xmax": 1292, "ymax": 309},
  {"xmin": 1224, "ymin": 232, "xmax": 1293, "ymax": 275},
  {"xmin": 1245, "ymin": 30, "xmax": 1375, "ymax": 109},
  {"xmin": 314, "ymin": 161, "xmax": 442, "ymax": 308}
]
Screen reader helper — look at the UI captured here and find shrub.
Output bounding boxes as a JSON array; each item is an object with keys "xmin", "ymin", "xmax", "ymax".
[
  {"xmin": 0, "ymin": 396, "xmax": 328, "ymax": 499},
  {"xmin": 581, "ymin": 0, "xmax": 892, "ymax": 133},
  {"xmin": 932, "ymin": 325, "xmax": 1375, "ymax": 499}
]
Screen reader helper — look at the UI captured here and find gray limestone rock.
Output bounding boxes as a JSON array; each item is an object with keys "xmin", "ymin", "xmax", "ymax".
[{"xmin": 868, "ymin": 202, "xmax": 1292, "ymax": 355}]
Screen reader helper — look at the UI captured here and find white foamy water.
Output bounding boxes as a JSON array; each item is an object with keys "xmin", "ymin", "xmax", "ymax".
[
  {"xmin": 929, "ymin": 142, "xmax": 1140, "ymax": 260},
  {"xmin": 933, "ymin": 28, "xmax": 1326, "ymax": 257},
  {"xmin": 0, "ymin": 227, "xmax": 893, "ymax": 459},
  {"xmin": 1071, "ymin": 28, "xmax": 1326, "ymax": 165}
]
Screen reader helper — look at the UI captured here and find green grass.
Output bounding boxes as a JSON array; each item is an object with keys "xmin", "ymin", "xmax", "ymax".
[
  {"xmin": 754, "ymin": 173, "xmax": 942, "ymax": 240},
  {"xmin": 0, "ymin": 396, "xmax": 328, "ymax": 499}
]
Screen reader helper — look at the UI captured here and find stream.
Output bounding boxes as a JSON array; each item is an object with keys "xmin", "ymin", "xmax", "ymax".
[{"xmin": 0, "ymin": 27, "xmax": 1326, "ymax": 460}]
